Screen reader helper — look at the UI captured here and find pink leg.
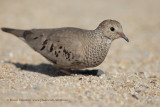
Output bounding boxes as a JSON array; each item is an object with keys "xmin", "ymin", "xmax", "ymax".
[
  {"xmin": 60, "ymin": 70, "xmax": 74, "ymax": 76},
  {"xmin": 60, "ymin": 70, "xmax": 84, "ymax": 76}
]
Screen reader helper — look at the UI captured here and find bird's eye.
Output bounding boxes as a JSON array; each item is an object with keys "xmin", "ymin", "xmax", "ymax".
[{"xmin": 110, "ymin": 27, "xmax": 115, "ymax": 31}]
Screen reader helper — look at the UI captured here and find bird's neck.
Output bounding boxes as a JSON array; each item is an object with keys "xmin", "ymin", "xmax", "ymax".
[{"xmin": 92, "ymin": 28, "xmax": 103, "ymax": 37}]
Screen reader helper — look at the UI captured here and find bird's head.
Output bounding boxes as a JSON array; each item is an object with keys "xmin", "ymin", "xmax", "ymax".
[{"xmin": 97, "ymin": 20, "xmax": 129, "ymax": 42}]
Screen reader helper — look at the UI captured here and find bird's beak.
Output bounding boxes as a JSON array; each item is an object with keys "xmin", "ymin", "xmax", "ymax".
[{"xmin": 118, "ymin": 32, "xmax": 129, "ymax": 42}]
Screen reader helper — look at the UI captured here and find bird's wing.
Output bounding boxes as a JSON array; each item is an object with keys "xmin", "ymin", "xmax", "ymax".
[
  {"xmin": 25, "ymin": 28, "xmax": 86, "ymax": 68},
  {"xmin": 1, "ymin": 27, "xmax": 87, "ymax": 69}
]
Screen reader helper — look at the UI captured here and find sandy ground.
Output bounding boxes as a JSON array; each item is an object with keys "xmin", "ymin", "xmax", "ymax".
[{"xmin": 0, "ymin": 0, "xmax": 160, "ymax": 106}]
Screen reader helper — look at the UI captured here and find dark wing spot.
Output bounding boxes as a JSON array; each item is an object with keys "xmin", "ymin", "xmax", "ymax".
[
  {"xmin": 55, "ymin": 51, "xmax": 58, "ymax": 57},
  {"xmin": 57, "ymin": 41, "xmax": 60, "ymax": 42},
  {"xmin": 50, "ymin": 44, "xmax": 54, "ymax": 52},
  {"xmin": 63, "ymin": 48, "xmax": 73, "ymax": 60},
  {"xmin": 59, "ymin": 46, "xmax": 63, "ymax": 49},
  {"xmin": 68, "ymin": 53, "xmax": 70, "ymax": 58},
  {"xmin": 33, "ymin": 37, "xmax": 38, "ymax": 39},
  {"xmin": 40, "ymin": 46, "xmax": 45, "ymax": 51},
  {"xmin": 23, "ymin": 31, "xmax": 33, "ymax": 38},
  {"xmin": 42, "ymin": 39, "xmax": 48, "ymax": 45},
  {"xmin": 63, "ymin": 49, "xmax": 67, "ymax": 54}
]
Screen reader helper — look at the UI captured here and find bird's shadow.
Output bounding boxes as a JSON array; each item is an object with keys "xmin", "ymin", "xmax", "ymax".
[{"xmin": 7, "ymin": 62, "xmax": 104, "ymax": 77}]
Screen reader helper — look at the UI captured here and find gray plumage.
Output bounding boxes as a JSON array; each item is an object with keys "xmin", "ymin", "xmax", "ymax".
[{"xmin": 1, "ymin": 20, "xmax": 129, "ymax": 71}]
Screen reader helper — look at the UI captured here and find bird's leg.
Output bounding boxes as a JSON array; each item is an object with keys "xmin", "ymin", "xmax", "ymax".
[
  {"xmin": 60, "ymin": 69, "xmax": 74, "ymax": 76},
  {"xmin": 60, "ymin": 69, "xmax": 84, "ymax": 76}
]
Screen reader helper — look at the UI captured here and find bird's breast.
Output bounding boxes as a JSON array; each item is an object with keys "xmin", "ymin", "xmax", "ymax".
[{"xmin": 82, "ymin": 37, "xmax": 111, "ymax": 67}]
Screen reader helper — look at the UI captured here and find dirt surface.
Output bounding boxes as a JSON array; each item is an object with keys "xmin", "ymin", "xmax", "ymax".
[{"xmin": 0, "ymin": 0, "xmax": 160, "ymax": 107}]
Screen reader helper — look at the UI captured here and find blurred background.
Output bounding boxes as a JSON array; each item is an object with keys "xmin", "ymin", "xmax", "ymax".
[{"xmin": 0, "ymin": 0, "xmax": 159, "ymax": 106}]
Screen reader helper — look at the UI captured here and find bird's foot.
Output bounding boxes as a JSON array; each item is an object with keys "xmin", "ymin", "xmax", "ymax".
[
  {"xmin": 73, "ymin": 69, "xmax": 105, "ymax": 76},
  {"xmin": 60, "ymin": 69, "xmax": 105, "ymax": 76},
  {"xmin": 60, "ymin": 70, "xmax": 84, "ymax": 76},
  {"xmin": 60, "ymin": 70, "xmax": 73, "ymax": 76}
]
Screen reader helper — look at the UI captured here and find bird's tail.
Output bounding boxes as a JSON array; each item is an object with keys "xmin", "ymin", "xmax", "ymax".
[{"xmin": 1, "ymin": 27, "xmax": 25, "ymax": 37}]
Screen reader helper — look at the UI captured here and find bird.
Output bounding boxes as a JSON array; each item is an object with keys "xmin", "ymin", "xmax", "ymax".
[{"xmin": 1, "ymin": 19, "xmax": 129, "ymax": 75}]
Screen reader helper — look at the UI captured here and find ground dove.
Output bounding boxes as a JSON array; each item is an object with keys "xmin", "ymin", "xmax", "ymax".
[{"xmin": 1, "ymin": 20, "xmax": 129, "ymax": 75}]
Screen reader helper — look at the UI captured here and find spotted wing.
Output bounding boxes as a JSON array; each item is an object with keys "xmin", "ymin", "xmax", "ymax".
[{"xmin": 24, "ymin": 28, "xmax": 86, "ymax": 69}]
